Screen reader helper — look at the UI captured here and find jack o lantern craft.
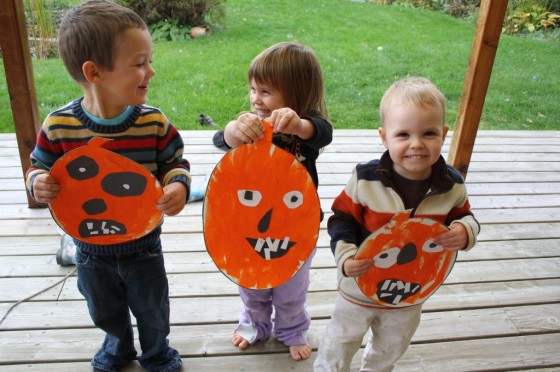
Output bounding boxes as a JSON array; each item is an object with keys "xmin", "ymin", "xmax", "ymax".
[
  {"xmin": 203, "ymin": 122, "xmax": 321, "ymax": 289},
  {"xmin": 49, "ymin": 137, "xmax": 164, "ymax": 245},
  {"xmin": 354, "ymin": 210, "xmax": 456, "ymax": 308}
]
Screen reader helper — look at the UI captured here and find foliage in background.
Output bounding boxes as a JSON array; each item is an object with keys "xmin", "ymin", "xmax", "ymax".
[
  {"xmin": 385, "ymin": 0, "xmax": 443, "ymax": 10},
  {"xmin": 440, "ymin": 0, "xmax": 480, "ymax": 19},
  {"xmin": 369, "ymin": 0, "xmax": 559, "ymax": 35},
  {"xmin": 503, "ymin": 1, "xmax": 560, "ymax": 34},
  {"xmin": 367, "ymin": 0, "xmax": 477, "ymax": 13},
  {"xmin": 1, "ymin": 0, "xmax": 559, "ymax": 133},
  {"xmin": 24, "ymin": 0, "xmax": 58, "ymax": 59},
  {"xmin": 149, "ymin": 19, "xmax": 192, "ymax": 41},
  {"xmin": 117, "ymin": 0, "xmax": 226, "ymax": 29}
]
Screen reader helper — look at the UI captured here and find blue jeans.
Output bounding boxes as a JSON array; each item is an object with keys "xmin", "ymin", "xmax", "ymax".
[{"xmin": 76, "ymin": 241, "xmax": 182, "ymax": 372}]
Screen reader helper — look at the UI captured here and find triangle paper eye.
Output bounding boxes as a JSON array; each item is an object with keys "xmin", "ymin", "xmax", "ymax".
[
  {"xmin": 354, "ymin": 211, "xmax": 456, "ymax": 308},
  {"xmin": 203, "ymin": 122, "xmax": 320, "ymax": 289},
  {"xmin": 48, "ymin": 137, "xmax": 164, "ymax": 245}
]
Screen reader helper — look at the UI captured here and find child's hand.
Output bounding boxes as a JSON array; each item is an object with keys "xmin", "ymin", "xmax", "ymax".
[
  {"xmin": 433, "ymin": 223, "xmax": 468, "ymax": 251},
  {"xmin": 343, "ymin": 257, "xmax": 374, "ymax": 277},
  {"xmin": 269, "ymin": 108, "xmax": 315, "ymax": 140},
  {"xmin": 269, "ymin": 108, "xmax": 302, "ymax": 134},
  {"xmin": 33, "ymin": 173, "xmax": 60, "ymax": 204},
  {"xmin": 156, "ymin": 182, "xmax": 187, "ymax": 216},
  {"xmin": 225, "ymin": 113, "xmax": 265, "ymax": 146}
]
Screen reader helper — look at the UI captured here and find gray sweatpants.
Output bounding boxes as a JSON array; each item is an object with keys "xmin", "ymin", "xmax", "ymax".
[{"xmin": 314, "ymin": 293, "xmax": 422, "ymax": 372}]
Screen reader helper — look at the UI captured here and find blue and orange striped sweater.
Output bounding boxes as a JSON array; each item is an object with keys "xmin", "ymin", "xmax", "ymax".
[{"xmin": 26, "ymin": 98, "xmax": 191, "ymax": 254}]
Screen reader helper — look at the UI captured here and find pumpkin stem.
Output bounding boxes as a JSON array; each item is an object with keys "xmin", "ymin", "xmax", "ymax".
[
  {"xmin": 261, "ymin": 120, "xmax": 274, "ymax": 143},
  {"xmin": 88, "ymin": 136, "xmax": 112, "ymax": 148}
]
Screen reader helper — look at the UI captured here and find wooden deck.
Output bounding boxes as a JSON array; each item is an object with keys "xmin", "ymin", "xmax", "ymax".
[{"xmin": 1, "ymin": 129, "xmax": 559, "ymax": 371}]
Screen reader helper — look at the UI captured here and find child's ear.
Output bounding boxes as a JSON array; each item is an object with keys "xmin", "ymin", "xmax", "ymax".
[
  {"xmin": 82, "ymin": 61, "xmax": 101, "ymax": 83},
  {"xmin": 442, "ymin": 125, "xmax": 449, "ymax": 141},
  {"xmin": 378, "ymin": 126, "xmax": 388, "ymax": 148}
]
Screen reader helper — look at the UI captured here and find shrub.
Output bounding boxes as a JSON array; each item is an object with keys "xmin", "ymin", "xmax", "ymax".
[
  {"xmin": 118, "ymin": 0, "xmax": 226, "ymax": 28},
  {"xmin": 369, "ymin": 0, "xmax": 559, "ymax": 36},
  {"xmin": 148, "ymin": 19, "xmax": 191, "ymax": 41},
  {"xmin": 503, "ymin": 1, "xmax": 560, "ymax": 34},
  {"xmin": 24, "ymin": 0, "xmax": 58, "ymax": 59},
  {"xmin": 441, "ymin": 0, "xmax": 480, "ymax": 18},
  {"xmin": 369, "ymin": 0, "xmax": 443, "ymax": 10}
]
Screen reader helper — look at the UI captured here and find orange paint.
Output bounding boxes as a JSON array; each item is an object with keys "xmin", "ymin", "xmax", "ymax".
[
  {"xmin": 49, "ymin": 137, "xmax": 163, "ymax": 244},
  {"xmin": 355, "ymin": 211, "xmax": 455, "ymax": 307},
  {"xmin": 204, "ymin": 123, "xmax": 320, "ymax": 289}
]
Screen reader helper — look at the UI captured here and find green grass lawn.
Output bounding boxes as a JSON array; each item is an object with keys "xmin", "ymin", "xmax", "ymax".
[{"xmin": 1, "ymin": 0, "xmax": 559, "ymax": 132}]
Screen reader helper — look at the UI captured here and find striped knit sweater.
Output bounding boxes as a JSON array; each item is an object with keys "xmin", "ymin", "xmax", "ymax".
[
  {"xmin": 328, "ymin": 151, "xmax": 480, "ymax": 308},
  {"xmin": 26, "ymin": 98, "xmax": 191, "ymax": 254}
]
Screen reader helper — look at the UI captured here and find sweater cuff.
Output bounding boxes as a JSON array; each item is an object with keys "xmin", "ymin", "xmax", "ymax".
[
  {"xmin": 334, "ymin": 241, "xmax": 359, "ymax": 278},
  {"xmin": 451, "ymin": 216, "xmax": 479, "ymax": 251},
  {"xmin": 169, "ymin": 174, "xmax": 191, "ymax": 202}
]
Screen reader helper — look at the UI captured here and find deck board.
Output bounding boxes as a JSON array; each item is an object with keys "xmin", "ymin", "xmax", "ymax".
[{"xmin": 1, "ymin": 130, "xmax": 559, "ymax": 371}]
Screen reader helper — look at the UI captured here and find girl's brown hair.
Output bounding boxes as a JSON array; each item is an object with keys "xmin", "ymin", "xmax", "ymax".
[{"xmin": 248, "ymin": 42, "xmax": 328, "ymax": 119}]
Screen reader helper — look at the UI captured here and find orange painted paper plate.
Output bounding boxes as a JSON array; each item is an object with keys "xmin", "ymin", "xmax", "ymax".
[
  {"xmin": 49, "ymin": 137, "xmax": 163, "ymax": 245},
  {"xmin": 355, "ymin": 210, "xmax": 456, "ymax": 308},
  {"xmin": 203, "ymin": 123, "xmax": 320, "ymax": 289}
]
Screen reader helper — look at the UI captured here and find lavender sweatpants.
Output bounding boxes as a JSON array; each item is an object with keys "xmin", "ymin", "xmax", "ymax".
[{"xmin": 235, "ymin": 249, "xmax": 315, "ymax": 347}]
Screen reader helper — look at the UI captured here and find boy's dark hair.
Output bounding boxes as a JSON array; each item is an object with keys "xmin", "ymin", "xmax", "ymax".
[{"xmin": 58, "ymin": 0, "xmax": 147, "ymax": 83}]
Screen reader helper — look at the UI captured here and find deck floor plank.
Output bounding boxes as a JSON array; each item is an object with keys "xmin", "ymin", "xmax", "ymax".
[{"xmin": 1, "ymin": 130, "xmax": 559, "ymax": 371}]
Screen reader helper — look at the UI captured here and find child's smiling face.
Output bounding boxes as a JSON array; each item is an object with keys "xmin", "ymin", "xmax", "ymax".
[
  {"xmin": 96, "ymin": 27, "xmax": 155, "ymax": 113},
  {"xmin": 379, "ymin": 103, "xmax": 448, "ymax": 181},
  {"xmin": 249, "ymin": 79, "xmax": 287, "ymax": 119}
]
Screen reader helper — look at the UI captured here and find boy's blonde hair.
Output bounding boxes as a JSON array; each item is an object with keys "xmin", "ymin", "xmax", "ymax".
[
  {"xmin": 379, "ymin": 77, "xmax": 446, "ymax": 126},
  {"xmin": 248, "ymin": 42, "xmax": 328, "ymax": 119},
  {"xmin": 58, "ymin": 0, "xmax": 147, "ymax": 83}
]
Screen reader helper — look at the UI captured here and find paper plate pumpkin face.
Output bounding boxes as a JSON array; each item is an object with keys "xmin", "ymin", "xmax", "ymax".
[
  {"xmin": 355, "ymin": 211, "xmax": 456, "ymax": 308},
  {"xmin": 203, "ymin": 123, "xmax": 320, "ymax": 289},
  {"xmin": 49, "ymin": 137, "xmax": 163, "ymax": 245}
]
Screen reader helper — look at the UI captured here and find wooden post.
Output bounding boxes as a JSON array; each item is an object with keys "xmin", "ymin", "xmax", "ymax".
[
  {"xmin": 447, "ymin": 0, "xmax": 508, "ymax": 179},
  {"xmin": 0, "ymin": 0, "xmax": 42, "ymax": 207}
]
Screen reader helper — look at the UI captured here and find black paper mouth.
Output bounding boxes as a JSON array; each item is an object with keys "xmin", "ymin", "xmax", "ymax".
[
  {"xmin": 376, "ymin": 278, "xmax": 420, "ymax": 305},
  {"xmin": 79, "ymin": 220, "xmax": 127, "ymax": 238},
  {"xmin": 246, "ymin": 237, "xmax": 297, "ymax": 260}
]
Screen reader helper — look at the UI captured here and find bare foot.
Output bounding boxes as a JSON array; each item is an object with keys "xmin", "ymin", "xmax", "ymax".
[
  {"xmin": 289, "ymin": 343, "xmax": 312, "ymax": 361},
  {"xmin": 232, "ymin": 332, "xmax": 250, "ymax": 350}
]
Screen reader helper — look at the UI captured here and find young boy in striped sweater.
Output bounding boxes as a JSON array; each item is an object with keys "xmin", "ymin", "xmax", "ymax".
[
  {"xmin": 314, "ymin": 77, "xmax": 479, "ymax": 371},
  {"xmin": 26, "ymin": 1, "xmax": 188, "ymax": 371}
]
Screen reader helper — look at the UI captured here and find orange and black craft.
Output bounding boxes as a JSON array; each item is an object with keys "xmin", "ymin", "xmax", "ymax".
[
  {"xmin": 49, "ymin": 137, "xmax": 163, "ymax": 245},
  {"xmin": 203, "ymin": 122, "xmax": 320, "ymax": 289},
  {"xmin": 355, "ymin": 210, "xmax": 456, "ymax": 308}
]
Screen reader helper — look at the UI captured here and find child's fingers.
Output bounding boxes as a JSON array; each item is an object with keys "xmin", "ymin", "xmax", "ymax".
[
  {"xmin": 270, "ymin": 108, "xmax": 298, "ymax": 134},
  {"xmin": 345, "ymin": 258, "xmax": 374, "ymax": 277},
  {"xmin": 237, "ymin": 118, "xmax": 265, "ymax": 142}
]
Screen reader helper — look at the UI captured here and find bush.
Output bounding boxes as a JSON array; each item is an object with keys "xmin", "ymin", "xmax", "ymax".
[
  {"xmin": 368, "ymin": 0, "xmax": 443, "ymax": 9},
  {"xmin": 503, "ymin": 1, "xmax": 560, "ymax": 34},
  {"xmin": 118, "ymin": 0, "xmax": 226, "ymax": 28},
  {"xmin": 440, "ymin": 0, "xmax": 480, "ymax": 18},
  {"xmin": 369, "ymin": 0, "xmax": 559, "ymax": 36},
  {"xmin": 148, "ymin": 19, "xmax": 191, "ymax": 41},
  {"xmin": 24, "ymin": 0, "xmax": 59, "ymax": 59}
]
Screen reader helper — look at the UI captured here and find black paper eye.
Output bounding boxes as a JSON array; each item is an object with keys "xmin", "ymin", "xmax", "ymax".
[
  {"xmin": 102, "ymin": 172, "xmax": 147, "ymax": 197},
  {"xmin": 238, "ymin": 189, "xmax": 262, "ymax": 207},
  {"xmin": 373, "ymin": 247, "xmax": 399, "ymax": 268},
  {"xmin": 66, "ymin": 156, "xmax": 99, "ymax": 180},
  {"xmin": 422, "ymin": 238, "xmax": 444, "ymax": 253},
  {"xmin": 283, "ymin": 191, "xmax": 304, "ymax": 209}
]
